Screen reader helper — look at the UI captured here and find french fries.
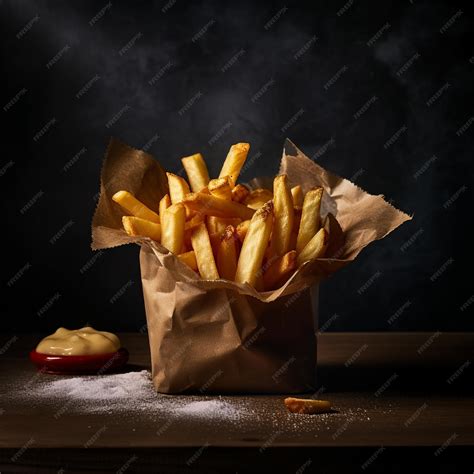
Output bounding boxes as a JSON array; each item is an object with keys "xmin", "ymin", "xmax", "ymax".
[
  {"xmin": 207, "ymin": 216, "xmax": 241, "ymax": 235},
  {"xmin": 244, "ymin": 188, "xmax": 273, "ymax": 210},
  {"xmin": 297, "ymin": 228, "xmax": 328, "ymax": 266},
  {"xmin": 270, "ymin": 175, "xmax": 294, "ymax": 257},
  {"xmin": 235, "ymin": 201, "xmax": 273, "ymax": 286},
  {"xmin": 291, "ymin": 185, "xmax": 303, "ymax": 208},
  {"xmin": 159, "ymin": 194, "xmax": 171, "ymax": 228},
  {"xmin": 113, "ymin": 142, "xmax": 332, "ymax": 290},
  {"xmin": 216, "ymin": 226, "xmax": 238, "ymax": 280},
  {"xmin": 236, "ymin": 220, "xmax": 250, "ymax": 243},
  {"xmin": 231, "ymin": 184, "xmax": 250, "ymax": 203},
  {"xmin": 161, "ymin": 203, "xmax": 186, "ymax": 255},
  {"xmin": 183, "ymin": 193, "xmax": 255, "ymax": 220},
  {"xmin": 112, "ymin": 190, "xmax": 160, "ymax": 223},
  {"xmin": 263, "ymin": 250, "xmax": 297, "ymax": 290},
  {"xmin": 181, "ymin": 153, "xmax": 210, "ymax": 192},
  {"xmin": 167, "ymin": 172, "xmax": 190, "ymax": 204},
  {"xmin": 219, "ymin": 143, "xmax": 250, "ymax": 186},
  {"xmin": 191, "ymin": 223, "xmax": 220, "ymax": 279},
  {"xmin": 122, "ymin": 216, "xmax": 161, "ymax": 241},
  {"xmin": 296, "ymin": 187, "xmax": 323, "ymax": 254},
  {"xmin": 184, "ymin": 213, "xmax": 205, "ymax": 231},
  {"xmin": 178, "ymin": 250, "xmax": 198, "ymax": 271},
  {"xmin": 284, "ymin": 397, "xmax": 332, "ymax": 414},
  {"xmin": 208, "ymin": 176, "xmax": 232, "ymax": 200}
]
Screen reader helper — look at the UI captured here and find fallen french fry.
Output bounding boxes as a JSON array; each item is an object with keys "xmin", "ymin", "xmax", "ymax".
[
  {"xmin": 270, "ymin": 175, "xmax": 294, "ymax": 257},
  {"xmin": 291, "ymin": 185, "xmax": 303, "ymax": 208},
  {"xmin": 219, "ymin": 142, "xmax": 250, "ymax": 186},
  {"xmin": 182, "ymin": 193, "xmax": 255, "ymax": 220},
  {"xmin": 296, "ymin": 187, "xmax": 323, "ymax": 254},
  {"xmin": 181, "ymin": 153, "xmax": 210, "ymax": 192},
  {"xmin": 191, "ymin": 223, "xmax": 220, "ymax": 279},
  {"xmin": 297, "ymin": 228, "xmax": 328, "ymax": 266},
  {"xmin": 236, "ymin": 219, "xmax": 250, "ymax": 243},
  {"xmin": 235, "ymin": 201, "xmax": 273, "ymax": 286},
  {"xmin": 216, "ymin": 226, "xmax": 238, "ymax": 280},
  {"xmin": 161, "ymin": 203, "xmax": 186, "ymax": 254},
  {"xmin": 208, "ymin": 176, "xmax": 232, "ymax": 200},
  {"xmin": 177, "ymin": 250, "xmax": 198, "ymax": 271},
  {"xmin": 122, "ymin": 216, "xmax": 161, "ymax": 241},
  {"xmin": 159, "ymin": 194, "xmax": 171, "ymax": 228},
  {"xmin": 112, "ymin": 190, "xmax": 160, "ymax": 223},
  {"xmin": 284, "ymin": 397, "xmax": 332, "ymax": 414},
  {"xmin": 244, "ymin": 188, "xmax": 273, "ymax": 210},
  {"xmin": 231, "ymin": 184, "xmax": 250, "ymax": 203},
  {"xmin": 167, "ymin": 172, "xmax": 190, "ymax": 204},
  {"xmin": 263, "ymin": 250, "xmax": 297, "ymax": 290}
]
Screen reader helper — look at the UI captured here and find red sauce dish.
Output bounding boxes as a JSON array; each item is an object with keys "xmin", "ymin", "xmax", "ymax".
[{"xmin": 29, "ymin": 348, "xmax": 129, "ymax": 375}]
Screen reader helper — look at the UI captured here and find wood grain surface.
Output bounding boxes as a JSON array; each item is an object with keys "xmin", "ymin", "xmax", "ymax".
[{"xmin": 0, "ymin": 332, "xmax": 472, "ymax": 472}]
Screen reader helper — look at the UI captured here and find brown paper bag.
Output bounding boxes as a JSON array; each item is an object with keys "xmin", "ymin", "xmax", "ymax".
[{"xmin": 92, "ymin": 138, "xmax": 411, "ymax": 393}]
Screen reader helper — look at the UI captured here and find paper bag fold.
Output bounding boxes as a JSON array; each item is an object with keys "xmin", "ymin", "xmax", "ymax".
[{"xmin": 91, "ymin": 137, "xmax": 411, "ymax": 393}]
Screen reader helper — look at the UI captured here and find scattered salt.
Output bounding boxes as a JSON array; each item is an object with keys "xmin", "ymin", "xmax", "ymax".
[
  {"xmin": 7, "ymin": 370, "xmax": 245, "ymax": 422},
  {"xmin": 37, "ymin": 370, "xmax": 153, "ymax": 401},
  {"xmin": 174, "ymin": 399, "xmax": 241, "ymax": 420},
  {"xmin": 3, "ymin": 369, "xmax": 397, "ymax": 436}
]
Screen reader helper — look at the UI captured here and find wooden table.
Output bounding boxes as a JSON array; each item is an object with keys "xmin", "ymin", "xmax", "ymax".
[{"xmin": 1, "ymin": 333, "xmax": 473, "ymax": 473}]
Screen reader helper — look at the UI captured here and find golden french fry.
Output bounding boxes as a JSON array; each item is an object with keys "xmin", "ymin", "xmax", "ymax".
[
  {"xmin": 206, "ymin": 216, "xmax": 218, "ymax": 234},
  {"xmin": 231, "ymin": 184, "xmax": 250, "ymax": 203},
  {"xmin": 208, "ymin": 176, "xmax": 232, "ymax": 200},
  {"xmin": 181, "ymin": 153, "xmax": 210, "ymax": 192},
  {"xmin": 112, "ymin": 190, "xmax": 160, "ymax": 223},
  {"xmin": 219, "ymin": 142, "xmax": 250, "ymax": 185},
  {"xmin": 270, "ymin": 175, "xmax": 294, "ymax": 257},
  {"xmin": 182, "ymin": 193, "xmax": 255, "ymax": 220},
  {"xmin": 159, "ymin": 193, "xmax": 171, "ymax": 228},
  {"xmin": 161, "ymin": 203, "xmax": 186, "ymax": 254},
  {"xmin": 208, "ymin": 231, "xmax": 222, "ymax": 255},
  {"xmin": 236, "ymin": 219, "xmax": 250, "ymax": 243},
  {"xmin": 244, "ymin": 188, "xmax": 273, "ymax": 210},
  {"xmin": 122, "ymin": 216, "xmax": 161, "ymax": 241},
  {"xmin": 235, "ymin": 201, "xmax": 273, "ymax": 287},
  {"xmin": 263, "ymin": 250, "xmax": 297, "ymax": 290},
  {"xmin": 185, "ymin": 213, "xmax": 205, "ymax": 231},
  {"xmin": 284, "ymin": 397, "xmax": 331, "ymax": 414},
  {"xmin": 216, "ymin": 226, "xmax": 238, "ymax": 280},
  {"xmin": 296, "ymin": 187, "xmax": 323, "ymax": 254},
  {"xmin": 183, "ymin": 214, "xmax": 205, "ymax": 248},
  {"xmin": 290, "ymin": 185, "xmax": 303, "ymax": 208},
  {"xmin": 178, "ymin": 250, "xmax": 198, "ymax": 271},
  {"xmin": 191, "ymin": 223, "xmax": 220, "ymax": 279},
  {"xmin": 167, "ymin": 172, "xmax": 190, "ymax": 204},
  {"xmin": 297, "ymin": 228, "xmax": 328, "ymax": 266},
  {"xmin": 207, "ymin": 216, "xmax": 241, "ymax": 235}
]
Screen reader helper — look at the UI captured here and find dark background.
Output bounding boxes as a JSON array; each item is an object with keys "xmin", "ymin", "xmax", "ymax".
[{"xmin": 1, "ymin": 0, "xmax": 472, "ymax": 333}]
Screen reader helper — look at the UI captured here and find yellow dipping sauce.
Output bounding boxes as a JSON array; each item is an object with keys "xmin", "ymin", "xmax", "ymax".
[{"xmin": 36, "ymin": 326, "xmax": 121, "ymax": 356}]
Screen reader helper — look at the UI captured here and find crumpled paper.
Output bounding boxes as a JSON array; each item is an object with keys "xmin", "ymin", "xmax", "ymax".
[{"xmin": 92, "ymin": 138, "xmax": 411, "ymax": 393}]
